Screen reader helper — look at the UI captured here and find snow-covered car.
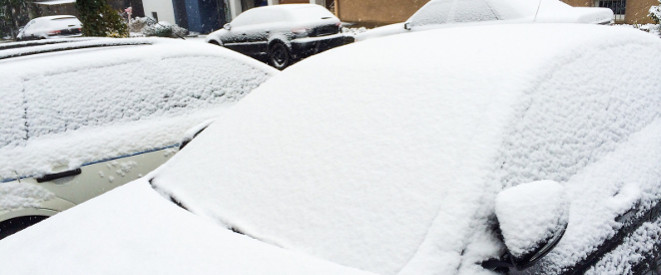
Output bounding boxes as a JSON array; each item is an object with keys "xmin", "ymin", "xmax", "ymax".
[
  {"xmin": 206, "ymin": 4, "xmax": 354, "ymax": 70},
  {"xmin": 0, "ymin": 38, "xmax": 276, "ymax": 239},
  {"xmin": 16, "ymin": 15, "xmax": 83, "ymax": 41},
  {"xmin": 2, "ymin": 23, "xmax": 661, "ymax": 275},
  {"xmin": 355, "ymin": 0, "xmax": 614, "ymax": 41}
]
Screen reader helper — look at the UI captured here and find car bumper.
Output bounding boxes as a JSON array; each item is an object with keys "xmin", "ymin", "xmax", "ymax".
[{"xmin": 290, "ymin": 34, "xmax": 354, "ymax": 59}]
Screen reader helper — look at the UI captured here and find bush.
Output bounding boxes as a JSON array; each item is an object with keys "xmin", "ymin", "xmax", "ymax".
[
  {"xmin": 650, "ymin": 0, "xmax": 661, "ymax": 24},
  {"xmin": 130, "ymin": 17, "xmax": 188, "ymax": 38},
  {"xmin": 76, "ymin": 0, "xmax": 128, "ymax": 37}
]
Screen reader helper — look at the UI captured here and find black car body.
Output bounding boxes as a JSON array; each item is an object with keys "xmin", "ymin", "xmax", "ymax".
[{"xmin": 206, "ymin": 4, "xmax": 353, "ymax": 69}]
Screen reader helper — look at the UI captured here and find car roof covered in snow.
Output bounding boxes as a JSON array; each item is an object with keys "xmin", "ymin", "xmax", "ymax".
[
  {"xmin": 0, "ymin": 37, "xmax": 276, "ymax": 181},
  {"xmin": 149, "ymin": 24, "xmax": 661, "ymax": 274},
  {"xmin": 355, "ymin": 0, "xmax": 613, "ymax": 41}
]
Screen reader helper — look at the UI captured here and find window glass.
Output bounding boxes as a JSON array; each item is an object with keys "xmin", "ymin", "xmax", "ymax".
[{"xmin": 21, "ymin": 55, "xmax": 269, "ymax": 140}]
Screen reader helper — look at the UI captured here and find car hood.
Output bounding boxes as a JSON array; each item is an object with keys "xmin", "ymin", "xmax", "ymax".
[{"xmin": 0, "ymin": 180, "xmax": 373, "ymax": 275}]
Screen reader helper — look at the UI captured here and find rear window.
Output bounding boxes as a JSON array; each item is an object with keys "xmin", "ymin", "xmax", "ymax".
[{"xmin": 48, "ymin": 17, "xmax": 81, "ymax": 29}]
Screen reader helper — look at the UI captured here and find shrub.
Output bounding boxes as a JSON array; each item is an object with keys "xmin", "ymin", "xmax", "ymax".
[{"xmin": 76, "ymin": 0, "xmax": 128, "ymax": 37}]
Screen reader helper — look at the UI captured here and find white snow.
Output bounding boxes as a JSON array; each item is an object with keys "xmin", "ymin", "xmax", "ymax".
[
  {"xmin": 495, "ymin": 180, "xmax": 568, "ymax": 258},
  {"xmin": 151, "ymin": 24, "xmax": 661, "ymax": 274},
  {"xmin": 0, "ymin": 38, "xmax": 276, "ymax": 180},
  {"xmin": 1, "ymin": 23, "xmax": 660, "ymax": 274},
  {"xmin": 0, "ymin": 181, "xmax": 55, "ymax": 210},
  {"xmin": 0, "ymin": 181, "xmax": 374, "ymax": 275},
  {"xmin": 355, "ymin": 0, "xmax": 612, "ymax": 41}
]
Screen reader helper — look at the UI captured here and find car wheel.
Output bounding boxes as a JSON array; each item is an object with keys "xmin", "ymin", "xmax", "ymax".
[
  {"xmin": 209, "ymin": 40, "xmax": 220, "ymax": 46},
  {"xmin": 269, "ymin": 42, "xmax": 291, "ymax": 70},
  {"xmin": 0, "ymin": 216, "xmax": 48, "ymax": 240}
]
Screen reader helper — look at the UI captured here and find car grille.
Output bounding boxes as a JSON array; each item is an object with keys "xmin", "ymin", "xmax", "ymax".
[{"xmin": 310, "ymin": 24, "xmax": 339, "ymax": 37}]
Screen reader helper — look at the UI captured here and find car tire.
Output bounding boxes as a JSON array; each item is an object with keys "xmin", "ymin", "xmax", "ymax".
[
  {"xmin": 268, "ymin": 42, "xmax": 291, "ymax": 70},
  {"xmin": 209, "ymin": 40, "xmax": 220, "ymax": 46},
  {"xmin": 0, "ymin": 216, "xmax": 48, "ymax": 240}
]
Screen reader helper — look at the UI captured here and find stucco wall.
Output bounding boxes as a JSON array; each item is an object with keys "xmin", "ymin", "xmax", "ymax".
[
  {"xmin": 335, "ymin": 0, "xmax": 429, "ymax": 26},
  {"xmin": 142, "ymin": 0, "xmax": 176, "ymax": 23},
  {"xmin": 625, "ymin": 0, "xmax": 657, "ymax": 23}
]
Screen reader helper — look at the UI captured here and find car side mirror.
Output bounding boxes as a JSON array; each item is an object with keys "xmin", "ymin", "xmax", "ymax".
[
  {"xmin": 404, "ymin": 22, "xmax": 411, "ymax": 30},
  {"xmin": 223, "ymin": 23, "xmax": 231, "ymax": 30},
  {"xmin": 487, "ymin": 180, "xmax": 569, "ymax": 270}
]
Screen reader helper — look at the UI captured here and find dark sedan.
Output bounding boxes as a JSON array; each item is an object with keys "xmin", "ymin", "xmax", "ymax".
[{"xmin": 206, "ymin": 4, "xmax": 353, "ymax": 69}]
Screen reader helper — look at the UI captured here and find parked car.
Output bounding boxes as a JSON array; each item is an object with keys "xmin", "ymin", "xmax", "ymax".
[
  {"xmin": 16, "ymin": 15, "xmax": 83, "ymax": 41},
  {"xmin": 0, "ymin": 38, "xmax": 276, "ymax": 239},
  {"xmin": 206, "ymin": 4, "xmax": 354, "ymax": 69},
  {"xmin": 355, "ymin": 0, "xmax": 614, "ymax": 41},
  {"xmin": 2, "ymin": 23, "xmax": 661, "ymax": 275}
]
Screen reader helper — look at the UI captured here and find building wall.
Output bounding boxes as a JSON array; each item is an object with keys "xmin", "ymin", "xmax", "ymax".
[
  {"xmin": 625, "ymin": 0, "xmax": 657, "ymax": 24},
  {"xmin": 142, "ymin": 0, "xmax": 176, "ymax": 23},
  {"xmin": 335, "ymin": 0, "xmax": 429, "ymax": 27}
]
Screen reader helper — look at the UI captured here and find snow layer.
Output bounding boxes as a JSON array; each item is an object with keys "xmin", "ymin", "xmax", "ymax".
[
  {"xmin": 152, "ymin": 24, "xmax": 661, "ymax": 275},
  {"xmin": 0, "ymin": 181, "xmax": 374, "ymax": 275},
  {"xmin": 495, "ymin": 181, "xmax": 568, "ymax": 258},
  {"xmin": 0, "ymin": 38, "xmax": 276, "ymax": 180},
  {"xmin": 586, "ymin": 218, "xmax": 661, "ymax": 274},
  {"xmin": 529, "ymin": 118, "xmax": 661, "ymax": 273},
  {"xmin": 0, "ymin": 181, "xmax": 55, "ymax": 210}
]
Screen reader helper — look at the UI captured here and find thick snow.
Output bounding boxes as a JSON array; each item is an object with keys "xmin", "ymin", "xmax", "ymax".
[
  {"xmin": 0, "ymin": 181, "xmax": 373, "ymax": 275},
  {"xmin": 529, "ymin": 118, "xmax": 661, "ymax": 273},
  {"xmin": 495, "ymin": 181, "xmax": 568, "ymax": 258},
  {"xmin": 151, "ymin": 24, "xmax": 661, "ymax": 275},
  {"xmin": 355, "ymin": 0, "xmax": 612, "ymax": 41},
  {"xmin": 0, "ymin": 38, "xmax": 276, "ymax": 180}
]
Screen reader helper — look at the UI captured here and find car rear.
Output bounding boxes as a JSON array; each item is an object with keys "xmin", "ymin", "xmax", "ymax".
[
  {"xmin": 285, "ymin": 5, "xmax": 353, "ymax": 59},
  {"xmin": 45, "ymin": 16, "xmax": 82, "ymax": 38}
]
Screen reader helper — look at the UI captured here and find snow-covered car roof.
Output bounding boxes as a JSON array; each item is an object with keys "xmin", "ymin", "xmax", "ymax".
[
  {"xmin": 0, "ymin": 38, "xmax": 276, "ymax": 181},
  {"xmin": 150, "ymin": 24, "xmax": 661, "ymax": 274},
  {"xmin": 1, "ymin": 24, "xmax": 659, "ymax": 274},
  {"xmin": 355, "ymin": 0, "xmax": 613, "ymax": 41}
]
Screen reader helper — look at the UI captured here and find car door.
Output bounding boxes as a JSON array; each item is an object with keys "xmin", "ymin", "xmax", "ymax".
[{"xmin": 223, "ymin": 8, "xmax": 273, "ymax": 59}]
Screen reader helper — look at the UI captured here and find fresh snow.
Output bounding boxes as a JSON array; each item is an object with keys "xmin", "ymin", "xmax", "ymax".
[
  {"xmin": 0, "ymin": 181, "xmax": 55, "ymax": 210},
  {"xmin": 151, "ymin": 24, "xmax": 661, "ymax": 274},
  {"xmin": 0, "ymin": 181, "xmax": 374, "ymax": 275},
  {"xmin": 1, "ymin": 24, "xmax": 660, "ymax": 275},
  {"xmin": 0, "ymin": 38, "xmax": 275, "ymax": 180},
  {"xmin": 495, "ymin": 181, "xmax": 568, "ymax": 258}
]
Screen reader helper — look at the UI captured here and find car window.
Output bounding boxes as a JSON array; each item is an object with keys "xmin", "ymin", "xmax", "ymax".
[
  {"xmin": 286, "ymin": 6, "xmax": 336, "ymax": 22},
  {"xmin": 48, "ymin": 18, "xmax": 81, "ymax": 29},
  {"xmin": 0, "ymin": 79, "xmax": 27, "ymax": 148},
  {"xmin": 21, "ymin": 54, "xmax": 268, "ymax": 140},
  {"xmin": 231, "ymin": 8, "xmax": 287, "ymax": 26},
  {"xmin": 407, "ymin": 0, "xmax": 501, "ymax": 28}
]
